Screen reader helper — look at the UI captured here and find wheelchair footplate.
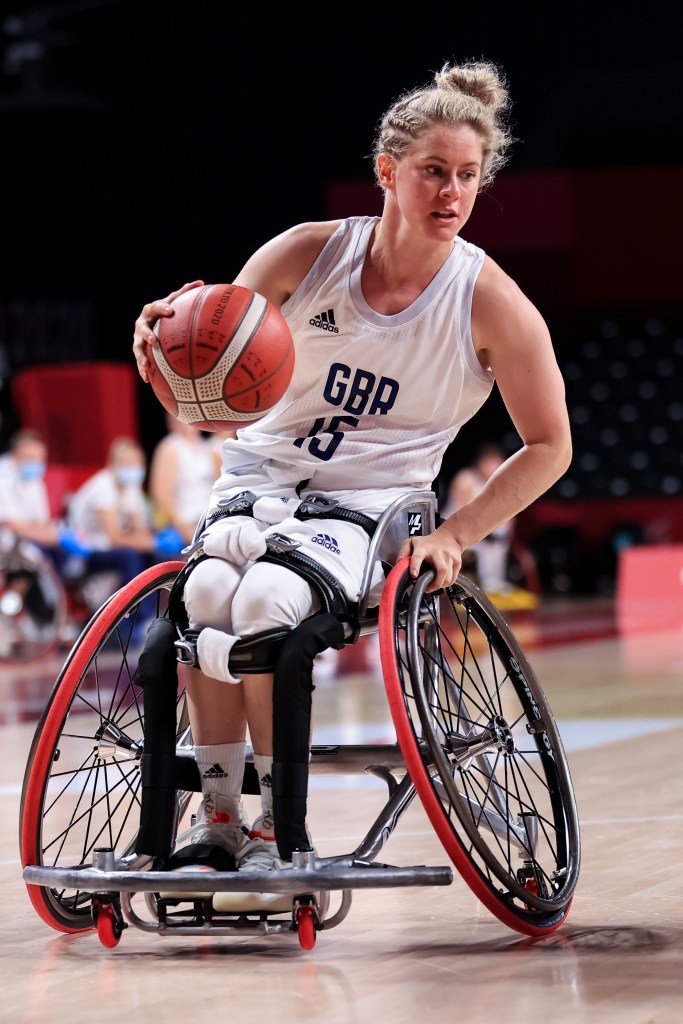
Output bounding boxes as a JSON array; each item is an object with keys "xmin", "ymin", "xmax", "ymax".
[{"xmin": 23, "ymin": 849, "xmax": 453, "ymax": 950}]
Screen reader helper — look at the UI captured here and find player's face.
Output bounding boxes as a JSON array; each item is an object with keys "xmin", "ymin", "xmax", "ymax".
[{"xmin": 390, "ymin": 124, "xmax": 483, "ymax": 241}]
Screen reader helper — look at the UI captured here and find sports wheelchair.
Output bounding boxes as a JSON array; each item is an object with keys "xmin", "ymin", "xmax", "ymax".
[{"xmin": 20, "ymin": 491, "xmax": 581, "ymax": 951}]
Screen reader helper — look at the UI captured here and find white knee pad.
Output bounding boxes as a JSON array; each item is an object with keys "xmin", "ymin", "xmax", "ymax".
[
  {"xmin": 231, "ymin": 562, "xmax": 319, "ymax": 635},
  {"xmin": 184, "ymin": 557, "xmax": 244, "ymax": 630}
]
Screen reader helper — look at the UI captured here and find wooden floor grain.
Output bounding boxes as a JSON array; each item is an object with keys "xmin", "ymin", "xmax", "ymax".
[{"xmin": 2, "ymin": 598, "xmax": 682, "ymax": 1024}]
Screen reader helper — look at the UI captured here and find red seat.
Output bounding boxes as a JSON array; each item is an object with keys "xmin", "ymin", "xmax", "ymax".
[{"xmin": 11, "ymin": 362, "xmax": 139, "ymax": 468}]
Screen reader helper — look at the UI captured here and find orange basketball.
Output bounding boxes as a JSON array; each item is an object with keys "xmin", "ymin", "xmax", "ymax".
[{"xmin": 148, "ymin": 283, "xmax": 295, "ymax": 431}]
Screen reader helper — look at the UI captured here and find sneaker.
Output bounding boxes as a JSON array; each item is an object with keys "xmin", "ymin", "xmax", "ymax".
[
  {"xmin": 212, "ymin": 815, "xmax": 314, "ymax": 914},
  {"xmin": 158, "ymin": 804, "xmax": 248, "ymax": 899},
  {"xmin": 175, "ymin": 817, "xmax": 247, "ymax": 856}
]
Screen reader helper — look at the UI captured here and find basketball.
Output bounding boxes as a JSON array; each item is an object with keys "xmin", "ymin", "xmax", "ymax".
[{"xmin": 148, "ymin": 283, "xmax": 295, "ymax": 431}]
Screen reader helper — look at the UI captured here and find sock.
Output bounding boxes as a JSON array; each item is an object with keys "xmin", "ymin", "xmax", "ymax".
[
  {"xmin": 252, "ymin": 753, "xmax": 275, "ymax": 839},
  {"xmin": 194, "ymin": 741, "xmax": 246, "ymax": 826}
]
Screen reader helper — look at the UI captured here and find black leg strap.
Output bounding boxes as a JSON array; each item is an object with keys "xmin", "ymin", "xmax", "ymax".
[
  {"xmin": 272, "ymin": 612, "xmax": 345, "ymax": 860},
  {"xmin": 133, "ymin": 617, "xmax": 188, "ymax": 859}
]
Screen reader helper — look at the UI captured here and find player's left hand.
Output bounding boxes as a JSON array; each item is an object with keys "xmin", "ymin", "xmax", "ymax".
[
  {"xmin": 397, "ymin": 525, "xmax": 464, "ymax": 593},
  {"xmin": 133, "ymin": 280, "xmax": 205, "ymax": 383}
]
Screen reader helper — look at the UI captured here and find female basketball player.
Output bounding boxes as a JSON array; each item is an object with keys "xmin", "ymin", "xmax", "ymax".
[{"xmin": 132, "ymin": 59, "xmax": 572, "ymax": 908}]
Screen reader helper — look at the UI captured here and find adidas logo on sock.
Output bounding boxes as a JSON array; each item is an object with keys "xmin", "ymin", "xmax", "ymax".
[
  {"xmin": 312, "ymin": 532, "xmax": 340, "ymax": 554},
  {"xmin": 260, "ymin": 773, "xmax": 272, "ymax": 788},
  {"xmin": 309, "ymin": 308, "xmax": 339, "ymax": 333},
  {"xmin": 202, "ymin": 763, "xmax": 229, "ymax": 779}
]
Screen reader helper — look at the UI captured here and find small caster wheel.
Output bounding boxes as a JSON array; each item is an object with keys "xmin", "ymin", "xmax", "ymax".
[
  {"xmin": 93, "ymin": 900, "xmax": 124, "ymax": 949},
  {"xmin": 518, "ymin": 870, "xmax": 540, "ymax": 911},
  {"xmin": 296, "ymin": 904, "xmax": 316, "ymax": 951}
]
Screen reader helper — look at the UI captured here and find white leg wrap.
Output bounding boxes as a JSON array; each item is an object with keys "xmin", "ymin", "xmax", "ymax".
[{"xmin": 196, "ymin": 627, "xmax": 243, "ymax": 684}]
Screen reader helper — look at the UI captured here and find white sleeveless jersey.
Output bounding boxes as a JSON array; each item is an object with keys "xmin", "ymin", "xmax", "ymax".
[{"xmin": 214, "ymin": 216, "xmax": 494, "ymax": 513}]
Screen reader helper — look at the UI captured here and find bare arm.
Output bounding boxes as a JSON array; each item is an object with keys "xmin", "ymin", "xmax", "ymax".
[
  {"xmin": 132, "ymin": 222, "xmax": 340, "ymax": 383},
  {"xmin": 0, "ymin": 519, "xmax": 59, "ymax": 547},
  {"xmin": 149, "ymin": 438, "xmax": 184, "ymax": 531},
  {"xmin": 400, "ymin": 258, "xmax": 572, "ymax": 592},
  {"xmin": 97, "ymin": 507, "xmax": 155, "ymax": 552}
]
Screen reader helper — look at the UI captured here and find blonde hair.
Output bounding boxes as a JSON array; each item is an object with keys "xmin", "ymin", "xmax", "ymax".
[{"xmin": 372, "ymin": 60, "xmax": 514, "ymax": 189}]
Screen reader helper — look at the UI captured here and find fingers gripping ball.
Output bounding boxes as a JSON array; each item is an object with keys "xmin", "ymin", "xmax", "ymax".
[{"xmin": 149, "ymin": 284, "xmax": 295, "ymax": 432}]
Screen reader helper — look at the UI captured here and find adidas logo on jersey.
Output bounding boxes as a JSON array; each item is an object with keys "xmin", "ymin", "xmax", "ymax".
[
  {"xmin": 312, "ymin": 532, "xmax": 340, "ymax": 554},
  {"xmin": 309, "ymin": 308, "xmax": 339, "ymax": 333},
  {"xmin": 202, "ymin": 763, "xmax": 229, "ymax": 780}
]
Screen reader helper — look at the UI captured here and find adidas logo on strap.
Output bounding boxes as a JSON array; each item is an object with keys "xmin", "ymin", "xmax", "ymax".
[
  {"xmin": 309, "ymin": 308, "xmax": 339, "ymax": 333},
  {"xmin": 202, "ymin": 763, "xmax": 229, "ymax": 779},
  {"xmin": 311, "ymin": 532, "xmax": 340, "ymax": 554}
]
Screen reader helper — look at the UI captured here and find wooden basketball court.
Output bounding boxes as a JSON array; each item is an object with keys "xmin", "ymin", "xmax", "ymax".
[{"xmin": 2, "ymin": 595, "xmax": 682, "ymax": 1024}]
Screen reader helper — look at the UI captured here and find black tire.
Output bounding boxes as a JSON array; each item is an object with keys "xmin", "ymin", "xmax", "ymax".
[
  {"xmin": 380, "ymin": 558, "xmax": 581, "ymax": 936},
  {"xmin": 20, "ymin": 561, "xmax": 187, "ymax": 933}
]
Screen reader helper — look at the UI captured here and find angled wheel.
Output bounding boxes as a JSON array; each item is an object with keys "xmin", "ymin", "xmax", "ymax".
[
  {"xmin": 0, "ymin": 541, "xmax": 68, "ymax": 664},
  {"xmin": 379, "ymin": 558, "xmax": 581, "ymax": 936},
  {"xmin": 19, "ymin": 561, "xmax": 187, "ymax": 933}
]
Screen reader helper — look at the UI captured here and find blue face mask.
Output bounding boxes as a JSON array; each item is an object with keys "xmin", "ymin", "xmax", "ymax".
[
  {"xmin": 116, "ymin": 466, "xmax": 145, "ymax": 487},
  {"xmin": 19, "ymin": 460, "xmax": 46, "ymax": 481}
]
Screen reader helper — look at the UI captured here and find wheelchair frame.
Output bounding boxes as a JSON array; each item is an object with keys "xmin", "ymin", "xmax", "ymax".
[{"xmin": 20, "ymin": 491, "xmax": 581, "ymax": 951}]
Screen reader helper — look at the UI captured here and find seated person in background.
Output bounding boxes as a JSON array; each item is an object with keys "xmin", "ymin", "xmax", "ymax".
[
  {"xmin": 67, "ymin": 436, "xmax": 175, "ymax": 607},
  {"xmin": 443, "ymin": 441, "xmax": 537, "ymax": 607},
  {"xmin": 442, "ymin": 442, "xmax": 512, "ymax": 593},
  {"xmin": 149, "ymin": 413, "xmax": 228, "ymax": 547},
  {"xmin": 0, "ymin": 428, "xmax": 87, "ymax": 640},
  {"xmin": 0, "ymin": 428, "xmax": 61, "ymax": 552}
]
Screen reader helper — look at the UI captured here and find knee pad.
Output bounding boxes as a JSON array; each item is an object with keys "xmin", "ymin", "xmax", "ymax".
[
  {"xmin": 231, "ymin": 561, "xmax": 318, "ymax": 635},
  {"xmin": 183, "ymin": 556, "xmax": 243, "ymax": 629}
]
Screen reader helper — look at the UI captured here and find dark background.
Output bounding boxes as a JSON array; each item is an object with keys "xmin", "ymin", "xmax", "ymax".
[{"xmin": 2, "ymin": 0, "xmax": 682, "ymax": 591}]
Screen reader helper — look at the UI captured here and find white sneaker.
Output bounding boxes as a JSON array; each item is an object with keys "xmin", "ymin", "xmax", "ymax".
[
  {"xmin": 212, "ymin": 815, "xmax": 314, "ymax": 914},
  {"xmin": 175, "ymin": 818, "xmax": 247, "ymax": 855},
  {"xmin": 158, "ymin": 805, "xmax": 248, "ymax": 899}
]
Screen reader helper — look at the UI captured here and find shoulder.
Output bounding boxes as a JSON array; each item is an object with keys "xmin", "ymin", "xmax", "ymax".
[
  {"xmin": 233, "ymin": 220, "xmax": 345, "ymax": 307},
  {"xmin": 473, "ymin": 256, "xmax": 535, "ymax": 316},
  {"xmin": 471, "ymin": 255, "xmax": 551, "ymax": 355}
]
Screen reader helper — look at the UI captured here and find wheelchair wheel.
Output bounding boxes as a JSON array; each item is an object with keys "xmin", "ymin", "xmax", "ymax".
[
  {"xmin": 379, "ymin": 558, "xmax": 581, "ymax": 936},
  {"xmin": 0, "ymin": 543, "xmax": 68, "ymax": 663},
  {"xmin": 19, "ymin": 560, "xmax": 187, "ymax": 934}
]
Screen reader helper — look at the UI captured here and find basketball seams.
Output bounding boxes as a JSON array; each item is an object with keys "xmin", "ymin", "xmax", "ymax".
[
  {"xmin": 193, "ymin": 291, "xmax": 267, "ymax": 402},
  {"xmin": 149, "ymin": 284, "xmax": 294, "ymax": 429},
  {"xmin": 224, "ymin": 344, "xmax": 295, "ymax": 401}
]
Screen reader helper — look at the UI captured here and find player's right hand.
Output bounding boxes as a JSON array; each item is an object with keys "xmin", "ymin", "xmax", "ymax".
[{"xmin": 132, "ymin": 280, "xmax": 205, "ymax": 382}]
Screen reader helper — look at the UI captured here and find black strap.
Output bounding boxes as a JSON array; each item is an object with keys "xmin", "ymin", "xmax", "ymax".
[{"xmin": 295, "ymin": 495, "xmax": 377, "ymax": 538}]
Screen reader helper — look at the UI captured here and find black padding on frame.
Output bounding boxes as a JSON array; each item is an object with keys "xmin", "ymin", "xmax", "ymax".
[{"xmin": 272, "ymin": 612, "xmax": 344, "ymax": 860}]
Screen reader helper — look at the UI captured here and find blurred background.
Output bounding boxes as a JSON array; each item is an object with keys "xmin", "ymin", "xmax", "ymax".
[{"xmin": 1, "ymin": 0, "xmax": 682, "ymax": 605}]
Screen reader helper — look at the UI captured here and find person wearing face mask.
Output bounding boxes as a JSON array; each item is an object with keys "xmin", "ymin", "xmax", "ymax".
[
  {"xmin": 66, "ymin": 436, "xmax": 175, "ymax": 607},
  {"xmin": 0, "ymin": 428, "xmax": 86, "ymax": 646},
  {"xmin": 0, "ymin": 428, "xmax": 61, "ymax": 549}
]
